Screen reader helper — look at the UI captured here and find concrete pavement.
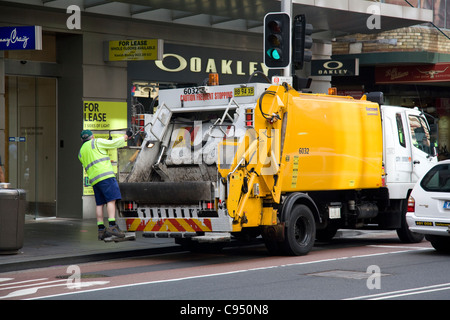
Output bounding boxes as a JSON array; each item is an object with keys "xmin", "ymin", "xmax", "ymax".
[{"xmin": 0, "ymin": 217, "xmax": 181, "ymax": 273}]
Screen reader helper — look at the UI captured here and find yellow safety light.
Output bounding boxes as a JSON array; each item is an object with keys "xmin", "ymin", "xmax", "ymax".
[{"xmin": 208, "ymin": 73, "xmax": 219, "ymax": 86}]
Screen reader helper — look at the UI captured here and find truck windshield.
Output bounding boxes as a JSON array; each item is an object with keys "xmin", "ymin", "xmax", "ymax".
[{"xmin": 408, "ymin": 115, "xmax": 436, "ymax": 157}]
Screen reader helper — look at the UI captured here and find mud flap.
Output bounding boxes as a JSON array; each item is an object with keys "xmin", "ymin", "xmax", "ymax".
[{"xmin": 104, "ymin": 232, "xmax": 136, "ymax": 243}]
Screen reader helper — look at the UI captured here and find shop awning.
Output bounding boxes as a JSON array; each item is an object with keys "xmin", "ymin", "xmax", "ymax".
[{"xmin": 7, "ymin": 0, "xmax": 433, "ymax": 36}]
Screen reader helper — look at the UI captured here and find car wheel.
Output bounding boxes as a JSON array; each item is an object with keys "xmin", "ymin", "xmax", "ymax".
[{"xmin": 426, "ymin": 235, "xmax": 450, "ymax": 253}]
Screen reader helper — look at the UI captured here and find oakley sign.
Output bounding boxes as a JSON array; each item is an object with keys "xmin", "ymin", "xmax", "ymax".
[
  {"xmin": 155, "ymin": 53, "xmax": 269, "ymax": 76},
  {"xmin": 311, "ymin": 59, "xmax": 359, "ymax": 76}
]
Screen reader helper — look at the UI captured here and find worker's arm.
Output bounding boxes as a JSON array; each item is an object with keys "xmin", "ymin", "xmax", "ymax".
[{"xmin": 95, "ymin": 135, "xmax": 128, "ymax": 150}]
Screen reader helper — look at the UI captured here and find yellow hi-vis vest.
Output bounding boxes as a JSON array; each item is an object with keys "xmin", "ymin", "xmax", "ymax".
[{"xmin": 78, "ymin": 139, "xmax": 117, "ymax": 186}]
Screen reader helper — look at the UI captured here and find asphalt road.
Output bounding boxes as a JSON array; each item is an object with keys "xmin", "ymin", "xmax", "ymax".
[{"xmin": 1, "ymin": 230, "xmax": 449, "ymax": 306}]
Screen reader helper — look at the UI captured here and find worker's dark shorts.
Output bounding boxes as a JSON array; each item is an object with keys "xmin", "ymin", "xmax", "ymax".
[{"xmin": 92, "ymin": 177, "xmax": 122, "ymax": 206}]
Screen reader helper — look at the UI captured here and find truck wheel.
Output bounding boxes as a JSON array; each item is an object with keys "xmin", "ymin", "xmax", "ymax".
[
  {"xmin": 281, "ymin": 204, "xmax": 316, "ymax": 256},
  {"xmin": 396, "ymin": 199, "xmax": 424, "ymax": 243}
]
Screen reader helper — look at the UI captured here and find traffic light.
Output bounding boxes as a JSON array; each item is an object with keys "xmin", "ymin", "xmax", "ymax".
[
  {"xmin": 264, "ymin": 12, "xmax": 291, "ymax": 69},
  {"xmin": 292, "ymin": 14, "xmax": 313, "ymax": 70}
]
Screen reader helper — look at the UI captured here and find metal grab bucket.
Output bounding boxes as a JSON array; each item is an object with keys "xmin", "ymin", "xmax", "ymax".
[{"xmin": 0, "ymin": 183, "xmax": 27, "ymax": 254}]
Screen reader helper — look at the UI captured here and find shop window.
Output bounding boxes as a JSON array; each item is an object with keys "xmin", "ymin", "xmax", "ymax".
[
  {"xmin": 131, "ymin": 81, "xmax": 195, "ymax": 114},
  {"xmin": 132, "ymin": 81, "xmax": 160, "ymax": 114}
]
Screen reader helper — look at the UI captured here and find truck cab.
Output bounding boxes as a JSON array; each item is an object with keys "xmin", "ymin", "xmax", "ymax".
[{"xmin": 382, "ymin": 105, "xmax": 437, "ymax": 199}]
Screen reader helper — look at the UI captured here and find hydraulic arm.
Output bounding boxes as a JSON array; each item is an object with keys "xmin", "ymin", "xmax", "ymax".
[{"xmin": 218, "ymin": 85, "xmax": 289, "ymax": 229}]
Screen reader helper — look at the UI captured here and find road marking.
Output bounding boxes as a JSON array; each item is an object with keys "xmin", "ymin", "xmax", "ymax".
[
  {"xmin": 346, "ymin": 282, "xmax": 450, "ymax": 300},
  {"xmin": 28, "ymin": 246, "xmax": 434, "ymax": 300},
  {"xmin": 0, "ymin": 277, "xmax": 110, "ymax": 300},
  {"xmin": 0, "ymin": 280, "xmax": 110, "ymax": 299},
  {"xmin": 368, "ymin": 245, "xmax": 431, "ymax": 250},
  {"xmin": 0, "ymin": 279, "xmax": 65, "ymax": 291},
  {"xmin": 0, "ymin": 278, "xmax": 48, "ymax": 287}
]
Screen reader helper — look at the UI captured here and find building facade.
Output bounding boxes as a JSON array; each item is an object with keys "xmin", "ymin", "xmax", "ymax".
[
  {"xmin": 0, "ymin": 0, "xmax": 432, "ymax": 219},
  {"xmin": 332, "ymin": 0, "xmax": 450, "ymax": 159}
]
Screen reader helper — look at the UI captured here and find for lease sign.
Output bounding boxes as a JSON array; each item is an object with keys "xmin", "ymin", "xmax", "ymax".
[
  {"xmin": 106, "ymin": 39, "xmax": 163, "ymax": 61},
  {"xmin": 83, "ymin": 101, "xmax": 127, "ymax": 130}
]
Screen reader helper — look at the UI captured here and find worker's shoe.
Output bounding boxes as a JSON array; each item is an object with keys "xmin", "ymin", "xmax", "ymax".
[
  {"xmin": 105, "ymin": 225, "xmax": 125, "ymax": 238},
  {"xmin": 98, "ymin": 228, "xmax": 108, "ymax": 241}
]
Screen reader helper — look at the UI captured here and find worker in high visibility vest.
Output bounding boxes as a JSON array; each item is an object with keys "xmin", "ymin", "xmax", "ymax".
[{"xmin": 79, "ymin": 129, "xmax": 129, "ymax": 240}]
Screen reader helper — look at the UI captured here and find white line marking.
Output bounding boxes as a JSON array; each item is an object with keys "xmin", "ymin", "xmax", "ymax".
[
  {"xmin": 346, "ymin": 282, "xmax": 450, "ymax": 300},
  {"xmin": 0, "ymin": 281, "xmax": 110, "ymax": 299},
  {"xmin": 368, "ymin": 245, "xmax": 431, "ymax": 250},
  {"xmin": 29, "ymin": 246, "xmax": 434, "ymax": 300},
  {"xmin": 0, "ymin": 279, "xmax": 67, "ymax": 291}
]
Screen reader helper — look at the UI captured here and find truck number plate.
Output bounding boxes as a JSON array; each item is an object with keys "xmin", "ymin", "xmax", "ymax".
[
  {"xmin": 443, "ymin": 201, "xmax": 450, "ymax": 209},
  {"xmin": 234, "ymin": 87, "xmax": 254, "ymax": 97}
]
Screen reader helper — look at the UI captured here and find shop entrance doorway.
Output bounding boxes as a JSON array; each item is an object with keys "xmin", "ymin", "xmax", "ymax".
[{"xmin": 5, "ymin": 76, "xmax": 57, "ymax": 218}]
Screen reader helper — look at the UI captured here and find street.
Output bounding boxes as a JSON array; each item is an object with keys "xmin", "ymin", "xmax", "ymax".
[{"xmin": 0, "ymin": 230, "xmax": 448, "ymax": 305}]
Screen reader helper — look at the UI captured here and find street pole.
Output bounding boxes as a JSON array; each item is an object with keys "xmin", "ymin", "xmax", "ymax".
[{"xmin": 281, "ymin": 0, "xmax": 292, "ymax": 77}]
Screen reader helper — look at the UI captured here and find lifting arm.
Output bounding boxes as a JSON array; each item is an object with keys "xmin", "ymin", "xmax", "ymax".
[{"xmin": 218, "ymin": 85, "xmax": 289, "ymax": 226}]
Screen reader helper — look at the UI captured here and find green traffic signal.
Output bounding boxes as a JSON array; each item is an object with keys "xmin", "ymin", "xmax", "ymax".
[
  {"xmin": 267, "ymin": 48, "xmax": 281, "ymax": 60},
  {"xmin": 263, "ymin": 12, "xmax": 290, "ymax": 68}
]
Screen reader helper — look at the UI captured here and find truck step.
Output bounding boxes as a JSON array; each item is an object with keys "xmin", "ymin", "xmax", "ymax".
[
  {"xmin": 104, "ymin": 232, "xmax": 136, "ymax": 243},
  {"xmin": 192, "ymin": 232, "xmax": 231, "ymax": 243}
]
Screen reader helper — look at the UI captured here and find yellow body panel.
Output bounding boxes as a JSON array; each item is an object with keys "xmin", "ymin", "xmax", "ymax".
[
  {"xmin": 280, "ymin": 93, "xmax": 383, "ymax": 191},
  {"xmin": 218, "ymin": 85, "xmax": 383, "ymax": 228}
]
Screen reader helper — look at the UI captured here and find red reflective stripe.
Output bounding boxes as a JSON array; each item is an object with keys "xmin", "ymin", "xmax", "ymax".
[
  {"xmin": 169, "ymin": 219, "xmax": 188, "ymax": 232},
  {"xmin": 125, "ymin": 218, "xmax": 213, "ymax": 232}
]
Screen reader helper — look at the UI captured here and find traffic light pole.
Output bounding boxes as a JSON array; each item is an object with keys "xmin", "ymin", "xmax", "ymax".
[{"xmin": 281, "ymin": 0, "xmax": 292, "ymax": 77}]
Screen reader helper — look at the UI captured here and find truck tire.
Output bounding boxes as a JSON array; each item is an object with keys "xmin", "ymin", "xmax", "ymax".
[
  {"xmin": 281, "ymin": 204, "xmax": 316, "ymax": 256},
  {"xmin": 396, "ymin": 199, "xmax": 424, "ymax": 243}
]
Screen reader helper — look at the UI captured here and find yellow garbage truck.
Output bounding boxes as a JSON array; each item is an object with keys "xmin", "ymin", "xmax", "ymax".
[{"xmin": 117, "ymin": 81, "xmax": 437, "ymax": 255}]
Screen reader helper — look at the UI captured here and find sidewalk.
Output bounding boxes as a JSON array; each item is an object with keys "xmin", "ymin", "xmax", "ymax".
[{"xmin": 0, "ymin": 217, "xmax": 180, "ymax": 273}]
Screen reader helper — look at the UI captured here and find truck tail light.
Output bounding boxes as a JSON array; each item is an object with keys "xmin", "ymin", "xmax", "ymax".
[
  {"xmin": 124, "ymin": 201, "xmax": 135, "ymax": 211},
  {"xmin": 202, "ymin": 201, "xmax": 215, "ymax": 210},
  {"xmin": 139, "ymin": 114, "xmax": 145, "ymax": 129},
  {"xmin": 381, "ymin": 165, "xmax": 386, "ymax": 187},
  {"xmin": 407, "ymin": 196, "xmax": 415, "ymax": 213},
  {"xmin": 245, "ymin": 108, "xmax": 254, "ymax": 128}
]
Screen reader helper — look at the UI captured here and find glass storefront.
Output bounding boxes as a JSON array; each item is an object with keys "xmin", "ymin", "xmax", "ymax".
[{"xmin": 5, "ymin": 76, "xmax": 57, "ymax": 218}]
